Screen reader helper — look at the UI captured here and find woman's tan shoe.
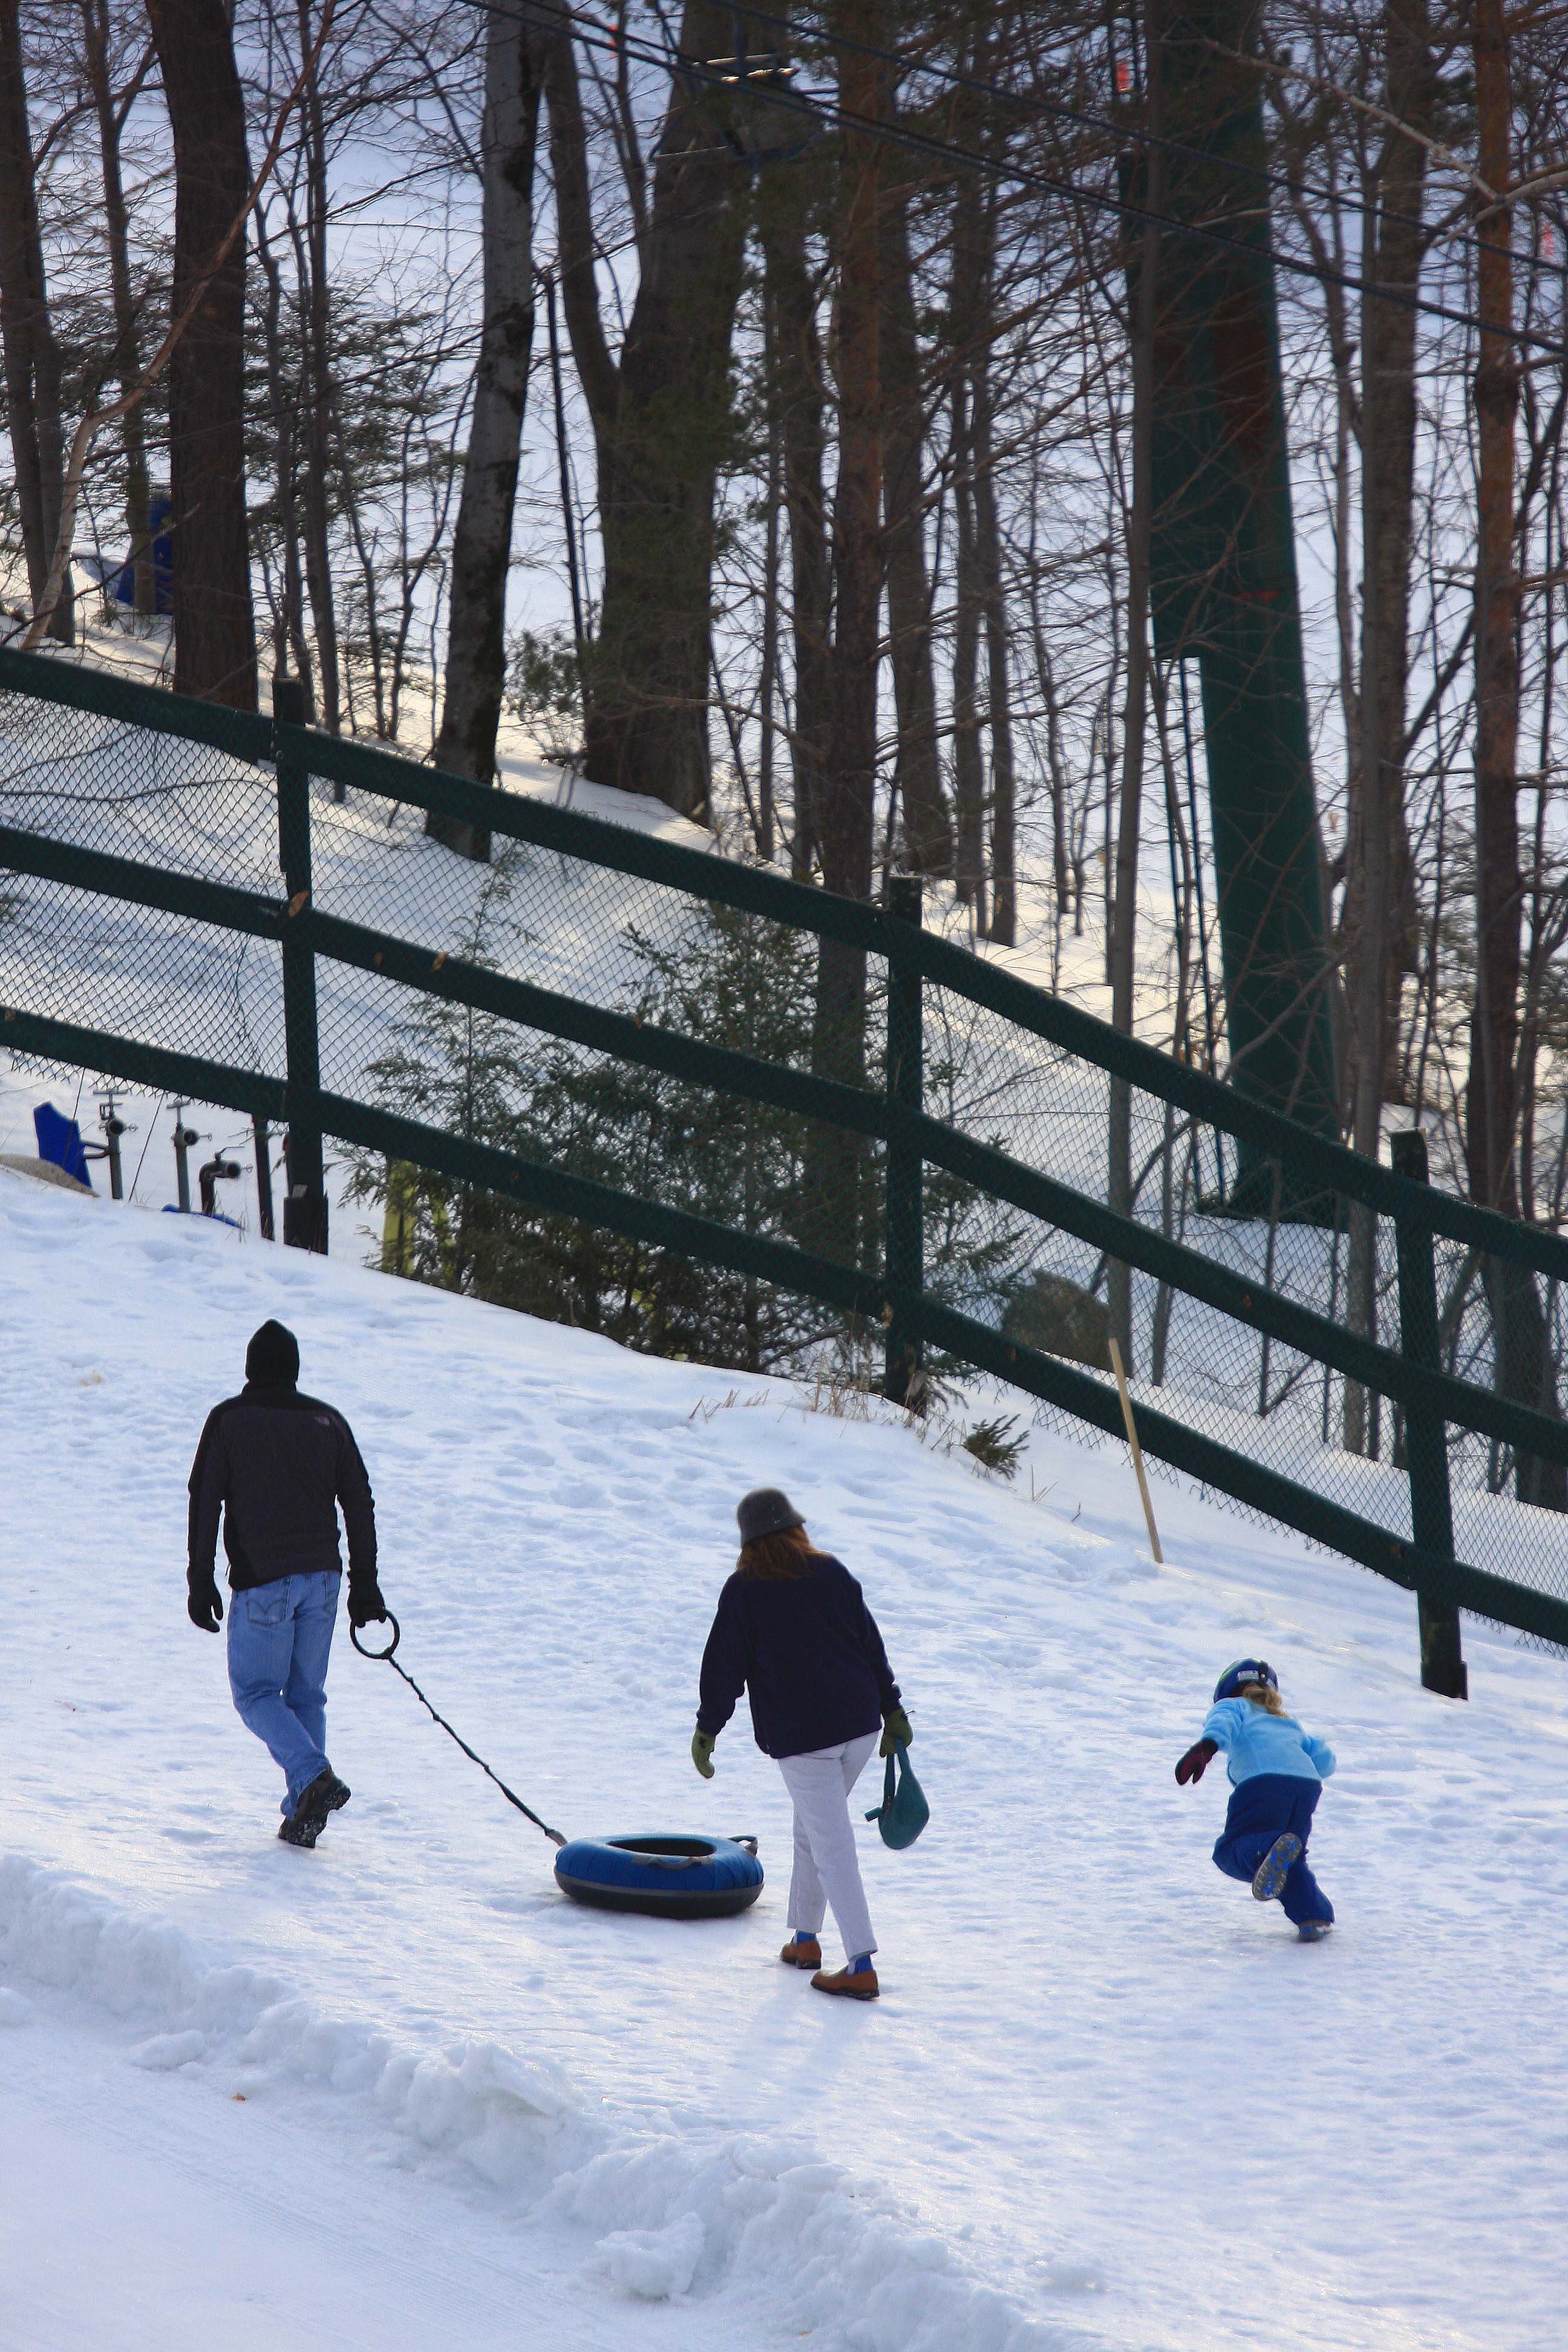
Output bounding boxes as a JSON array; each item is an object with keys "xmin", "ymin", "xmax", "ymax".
[
  {"xmin": 780, "ymin": 1935, "xmax": 822, "ymax": 1968},
  {"xmin": 811, "ymin": 1963, "xmax": 879, "ymax": 2000}
]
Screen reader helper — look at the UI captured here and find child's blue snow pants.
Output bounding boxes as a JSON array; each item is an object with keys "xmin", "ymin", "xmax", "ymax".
[{"xmin": 1213, "ymin": 1773, "xmax": 1334, "ymax": 1926}]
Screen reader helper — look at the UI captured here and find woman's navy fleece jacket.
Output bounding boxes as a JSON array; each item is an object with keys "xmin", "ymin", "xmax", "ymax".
[{"xmin": 697, "ymin": 1553, "xmax": 901, "ymax": 1760}]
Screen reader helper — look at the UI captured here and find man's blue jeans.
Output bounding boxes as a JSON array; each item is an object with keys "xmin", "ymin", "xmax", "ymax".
[{"xmin": 226, "ymin": 1572, "xmax": 341, "ymax": 1817}]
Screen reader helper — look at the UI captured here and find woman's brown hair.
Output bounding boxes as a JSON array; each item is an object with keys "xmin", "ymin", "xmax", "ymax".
[
  {"xmin": 737, "ymin": 1523, "xmax": 822, "ymax": 1581},
  {"xmin": 1241, "ymin": 1680, "xmax": 1288, "ymax": 1716}
]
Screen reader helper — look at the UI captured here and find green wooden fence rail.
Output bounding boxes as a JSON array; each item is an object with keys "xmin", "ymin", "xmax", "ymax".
[
  {"xmin": 0, "ymin": 995, "xmax": 1560, "ymax": 1650},
  {"xmin": 5, "ymin": 644, "xmax": 1560, "ymax": 1280},
  {"xmin": 4, "ymin": 642, "xmax": 1567, "ymax": 1682},
  {"xmin": 1, "ymin": 808, "xmax": 1562, "ymax": 1472}
]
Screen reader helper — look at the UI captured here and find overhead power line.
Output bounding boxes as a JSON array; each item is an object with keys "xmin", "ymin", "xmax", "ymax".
[
  {"xmin": 453, "ymin": 0, "xmax": 1566, "ymax": 361},
  {"xmin": 714, "ymin": 0, "xmax": 1533, "ymax": 278}
]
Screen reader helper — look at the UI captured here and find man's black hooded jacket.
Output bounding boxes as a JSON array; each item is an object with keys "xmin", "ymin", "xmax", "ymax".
[{"xmin": 188, "ymin": 1380, "xmax": 377, "ymax": 1601}]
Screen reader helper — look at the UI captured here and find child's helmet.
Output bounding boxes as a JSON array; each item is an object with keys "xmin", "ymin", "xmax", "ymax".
[{"xmin": 1213, "ymin": 1658, "xmax": 1278, "ymax": 1704}]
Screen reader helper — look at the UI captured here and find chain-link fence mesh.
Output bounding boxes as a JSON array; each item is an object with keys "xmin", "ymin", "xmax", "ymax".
[
  {"xmin": 4, "ymin": 658, "xmax": 1567, "ymax": 1622},
  {"xmin": 310, "ymin": 797, "xmax": 893, "ymax": 1344},
  {"xmin": 0, "ymin": 682, "xmax": 284, "ymax": 1077},
  {"xmin": 927, "ymin": 973, "xmax": 1568, "ymax": 1614}
]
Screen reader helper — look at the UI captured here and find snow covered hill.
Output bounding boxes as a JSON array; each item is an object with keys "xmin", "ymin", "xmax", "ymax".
[{"xmin": 2, "ymin": 1165, "xmax": 1566, "ymax": 2351}]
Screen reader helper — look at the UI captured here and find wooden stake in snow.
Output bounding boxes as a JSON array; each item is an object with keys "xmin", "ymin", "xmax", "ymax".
[{"xmin": 1108, "ymin": 1337, "xmax": 1163, "ymax": 1564}]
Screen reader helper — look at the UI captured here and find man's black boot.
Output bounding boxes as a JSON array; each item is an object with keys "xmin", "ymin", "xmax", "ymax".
[
  {"xmin": 278, "ymin": 1811, "xmax": 321, "ymax": 1849},
  {"xmin": 296, "ymin": 1768, "xmax": 351, "ymax": 1830}
]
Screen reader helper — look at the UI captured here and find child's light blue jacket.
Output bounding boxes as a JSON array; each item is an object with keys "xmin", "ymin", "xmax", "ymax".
[{"xmin": 1201, "ymin": 1697, "xmax": 1336, "ymax": 1786}]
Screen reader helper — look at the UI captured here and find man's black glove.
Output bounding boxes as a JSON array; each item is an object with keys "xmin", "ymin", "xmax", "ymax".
[
  {"xmin": 348, "ymin": 1575, "xmax": 388, "ymax": 1630},
  {"xmin": 1175, "ymin": 1737, "xmax": 1218, "ymax": 1786},
  {"xmin": 188, "ymin": 1571, "xmax": 223, "ymax": 1633}
]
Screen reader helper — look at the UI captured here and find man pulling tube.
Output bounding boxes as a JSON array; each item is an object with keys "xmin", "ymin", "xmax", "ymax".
[{"xmin": 187, "ymin": 1320, "xmax": 389, "ymax": 1847}]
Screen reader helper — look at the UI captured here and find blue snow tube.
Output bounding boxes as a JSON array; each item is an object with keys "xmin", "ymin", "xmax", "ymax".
[{"xmin": 554, "ymin": 1833, "xmax": 763, "ymax": 1919}]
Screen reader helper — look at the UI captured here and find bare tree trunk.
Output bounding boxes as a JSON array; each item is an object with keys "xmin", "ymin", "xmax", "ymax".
[
  {"xmin": 1025, "ymin": 498, "xmax": 1074, "ymax": 955},
  {"xmin": 1368, "ymin": 0, "xmax": 1431, "ymax": 1059},
  {"xmin": 292, "ymin": 0, "xmax": 341, "ymax": 735},
  {"xmin": 1108, "ymin": 3, "xmax": 1162, "ymax": 1375},
  {"xmin": 947, "ymin": 145, "xmax": 987, "ymax": 923},
  {"xmin": 820, "ymin": 4, "xmax": 883, "ymax": 923},
  {"xmin": 1466, "ymin": 0, "xmax": 1564, "ymax": 1506},
  {"xmin": 544, "ymin": 9, "xmax": 746, "ymax": 822},
  {"xmin": 255, "ymin": 206, "xmax": 313, "ymax": 699},
  {"xmin": 757, "ymin": 170, "xmax": 831, "ymax": 880},
  {"xmin": 757, "ymin": 288, "xmax": 782, "ymax": 866},
  {"xmin": 145, "ymin": 0, "xmax": 257, "ymax": 709},
  {"xmin": 1343, "ymin": 0, "xmax": 1434, "ymax": 1455},
  {"xmin": 0, "ymin": 0, "xmax": 71, "ymax": 641},
  {"xmin": 804, "ymin": 0, "xmax": 885, "ymax": 1270},
  {"xmin": 971, "ymin": 303, "xmax": 1017, "ymax": 946},
  {"xmin": 1468, "ymin": 0, "xmax": 1522, "ymax": 1218},
  {"xmin": 951, "ymin": 376, "xmax": 986, "ymax": 924},
  {"xmin": 81, "ymin": 0, "xmax": 154, "ymax": 617},
  {"xmin": 880, "ymin": 162, "xmax": 950, "ymax": 877},
  {"xmin": 428, "ymin": 4, "xmax": 545, "ymax": 854}
]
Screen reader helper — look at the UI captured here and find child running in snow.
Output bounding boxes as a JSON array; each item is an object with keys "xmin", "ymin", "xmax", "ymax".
[
  {"xmin": 692, "ymin": 1488, "xmax": 912, "ymax": 2001},
  {"xmin": 1175, "ymin": 1659, "xmax": 1336, "ymax": 1940}
]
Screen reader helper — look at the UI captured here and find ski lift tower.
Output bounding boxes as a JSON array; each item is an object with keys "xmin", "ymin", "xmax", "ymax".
[{"xmin": 701, "ymin": 10, "xmax": 821, "ymax": 169}]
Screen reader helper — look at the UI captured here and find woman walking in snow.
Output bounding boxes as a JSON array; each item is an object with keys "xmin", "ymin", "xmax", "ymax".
[
  {"xmin": 1175, "ymin": 1659, "xmax": 1336, "ymax": 1939},
  {"xmin": 692, "ymin": 1489, "xmax": 912, "ymax": 2001}
]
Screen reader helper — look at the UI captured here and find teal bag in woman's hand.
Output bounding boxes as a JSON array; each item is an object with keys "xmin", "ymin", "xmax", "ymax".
[{"xmin": 866, "ymin": 1742, "xmax": 929, "ymax": 1850}]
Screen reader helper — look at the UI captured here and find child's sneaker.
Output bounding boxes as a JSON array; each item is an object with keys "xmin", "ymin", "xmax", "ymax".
[
  {"xmin": 1298, "ymin": 1920, "xmax": 1333, "ymax": 1942},
  {"xmin": 1251, "ymin": 1832, "xmax": 1302, "ymax": 1902}
]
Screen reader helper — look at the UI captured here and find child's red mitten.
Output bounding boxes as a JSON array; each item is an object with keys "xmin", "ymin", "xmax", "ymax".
[{"xmin": 1175, "ymin": 1738, "xmax": 1218, "ymax": 1785}]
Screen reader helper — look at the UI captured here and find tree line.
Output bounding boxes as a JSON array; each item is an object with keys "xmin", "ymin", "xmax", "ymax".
[{"xmin": 3, "ymin": 1, "xmax": 1568, "ymax": 1333}]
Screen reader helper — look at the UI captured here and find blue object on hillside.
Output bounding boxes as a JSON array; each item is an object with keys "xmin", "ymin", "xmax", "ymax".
[
  {"xmin": 113, "ymin": 494, "xmax": 173, "ymax": 613},
  {"xmin": 554, "ymin": 1833, "xmax": 763, "ymax": 1918},
  {"xmin": 33, "ymin": 1103, "xmax": 92, "ymax": 1187},
  {"xmin": 864, "ymin": 1743, "xmax": 929, "ymax": 1851}
]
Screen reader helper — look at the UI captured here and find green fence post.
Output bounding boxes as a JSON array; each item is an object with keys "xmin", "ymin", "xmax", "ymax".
[
  {"xmin": 273, "ymin": 676, "xmax": 328, "ymax": 1253},
  {"xmin": 883, "ymin": 875, "xmax": 924, "ymax": 1406},
  {"xmin": 1391, "ymin": 1128, "xmax": 1466, "ymax": 1699}
]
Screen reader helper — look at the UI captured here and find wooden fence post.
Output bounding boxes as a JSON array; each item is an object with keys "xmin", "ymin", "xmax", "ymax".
[
  {"xmin": 883, "ymin": 875, "xmax": 924, "ymax": 1405},
  {"xmin": 1391, "ymin": 1128, "xmax": 1467, "ymax": 1697},
  {"xmin": 273, "ymin": 675, "xmax": 327, "ymax": 1253}
]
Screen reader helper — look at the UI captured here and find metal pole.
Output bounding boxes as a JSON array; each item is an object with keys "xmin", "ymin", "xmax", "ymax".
[
  {"xmin": 171, "ymin": 1104, "xmax": 197, "ymax": 1214},
  {"xmin": 1391, "ymin": 1128, "xmax": 1468, "ymax": 1699},
  {"xmin": 274, "ymin": 675, "xmax": 328, "ymax": 1253},
  {"xmin": 253, "ymin": 1116, "xmax": 276, "ymax": 1241},
  {"xmin": 883, "ymin": 875, "xmax": 924, "ymax": 1406},
  {"xmin": 98, "ymin": 1095, "xmax": 126, "ymax": 1200}
]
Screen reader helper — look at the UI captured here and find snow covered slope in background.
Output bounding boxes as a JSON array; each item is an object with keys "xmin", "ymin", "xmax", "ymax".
[{"xmin": 2, "ymin": 1167, "xmax": 1566, "ymax": 2351}]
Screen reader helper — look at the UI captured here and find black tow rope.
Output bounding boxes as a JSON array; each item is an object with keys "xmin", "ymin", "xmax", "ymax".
[{"xmin": 351, "ymin": 1613, "xmax": 567, "ymax": 1849}]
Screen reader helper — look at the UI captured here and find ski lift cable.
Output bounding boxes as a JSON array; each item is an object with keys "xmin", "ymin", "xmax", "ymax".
[
  {"xmin": 694, "ymin": 0, "xmax": 1527, "ymax": 277},
  {"xmin": 465, "ymin": 0, "xmax": 1566, "ymax": 361},
  {"xmin": 127, "ymin": 1091, "xmax": 166, "ymax": 1202},
  {"xmin": 501, "ymin": 0, "xmax": 1547, "ymax": 295}
]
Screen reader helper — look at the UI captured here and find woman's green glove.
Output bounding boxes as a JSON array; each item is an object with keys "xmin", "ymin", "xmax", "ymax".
[
  {"xmin": 880, "ymin": 1707, "xmax": 913, "ymax": 1758},
  {"xmin": 691, "ymin": 1729, "xmax": 716, "ymax": 1779}
]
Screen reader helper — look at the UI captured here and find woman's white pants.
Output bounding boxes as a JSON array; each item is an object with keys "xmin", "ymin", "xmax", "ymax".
[{"xmin": 777, "ymin": 1732, "xmax": 879, "ymax": 1959}]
